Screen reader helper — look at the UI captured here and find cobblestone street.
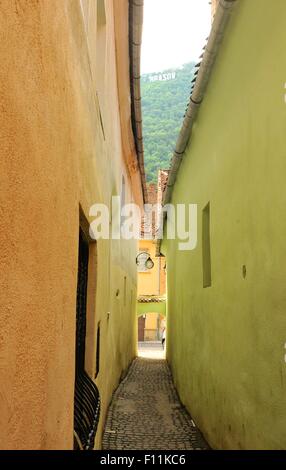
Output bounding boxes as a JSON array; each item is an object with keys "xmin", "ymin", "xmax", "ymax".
[{"xmin": 102, "ymin": 357, "xmax": 210, "ymax": 450}]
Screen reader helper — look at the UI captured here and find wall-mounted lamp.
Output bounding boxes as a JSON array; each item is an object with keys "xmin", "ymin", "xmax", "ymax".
[{"xmin": 136, "ymin": 252, "xmax": 154, "ymax": 270}]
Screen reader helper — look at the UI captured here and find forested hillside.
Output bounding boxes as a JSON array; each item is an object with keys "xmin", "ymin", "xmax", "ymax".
[{"xmin": 141, "ymin": 62, "xmax": 195, "ymax": 183}]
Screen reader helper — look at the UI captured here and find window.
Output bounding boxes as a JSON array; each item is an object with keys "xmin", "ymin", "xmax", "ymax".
[
  {"xmin": 121, "ymin": 176, "xmax": 126, "ymax": 210},
  {"xmin": 120, "ymin": 176, "xmax": 126, "ymax": 231},
  {"xmin": 124, "ymin": 277, "xmax": 127, "ymax": 306},
  {"xmin": 202, "ymin": 203, "xmax": 212, "ymax": 288},
  {"xmin": 74, "ymin": 230, "xmax": 100, "ymax": 450},
  {"xmin": 95, "ymin": 322, "xmax": 101, "ymax": 379},
  {"xmin": 130, "ymin": 289, "xmax": 134, "ymax": 309}
]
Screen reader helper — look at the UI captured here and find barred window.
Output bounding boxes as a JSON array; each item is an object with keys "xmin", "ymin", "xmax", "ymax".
[{"xmin": 74, "ymin": 230, "xmax": 100, "ymax": 450}]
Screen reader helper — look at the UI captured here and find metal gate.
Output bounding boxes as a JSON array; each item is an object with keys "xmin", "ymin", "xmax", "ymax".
[{"xmin": 74, "ymin": 230, "xmax": 100, "ymax": 450}]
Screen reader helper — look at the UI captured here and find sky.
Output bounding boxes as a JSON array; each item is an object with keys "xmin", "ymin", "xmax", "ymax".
[{"xmin": 141, "ymin": 0, "xmax": 211, "ymax": 74}]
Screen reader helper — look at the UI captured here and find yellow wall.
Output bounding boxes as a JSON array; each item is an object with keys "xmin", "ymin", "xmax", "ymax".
[
  {"xmin": 163, "ymin": 0, "xmax": 286, "ymax": 450},
  {"xmin": 138, "ymin": 240, "xmax": 165, "ymax": 296},
  {"xmin": 143, "ymin": 313, "xmax": 158, "ymax": 341},
  {"xmin": 0, "ymin": 0, "xmax": 142, "ymax": 450},
  {"xmin": 137, "ymin": 239, "xmax": 166, "ymax": 342},
  {"xmin": 145, "ymin": 314, "xmax": 158, "ymax": 331}
]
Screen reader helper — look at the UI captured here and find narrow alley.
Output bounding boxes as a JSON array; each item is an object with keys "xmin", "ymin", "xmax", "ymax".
[
  {"xmin": 2, "ymin": 0, "xmax": 286, "ymax": 455},
  {"xmin": 102, "ymin": 347, "xmax": 209, "ymax": 451}
]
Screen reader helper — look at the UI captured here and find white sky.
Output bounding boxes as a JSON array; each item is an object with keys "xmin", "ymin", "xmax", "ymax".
[{"xmin": 141, "ymin": 0, "xmax": 211, "ymax": 74}]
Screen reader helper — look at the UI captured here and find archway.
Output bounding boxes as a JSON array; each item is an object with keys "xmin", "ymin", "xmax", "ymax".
[
  {"xmin": 137, "ymin": 296, "xmax": 166, "ymax": 343},
  {"xmin": 137, "ymin": 312, "xmax": 166, "ymax": 342}
]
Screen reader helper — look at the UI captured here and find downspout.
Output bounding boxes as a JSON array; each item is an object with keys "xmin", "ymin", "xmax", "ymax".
[
  {"xmin": 157, "ymin": 254, "xmax": 161, "ymax": 295},
  {"xmin": 156, "ymin": 0, "xmax": 237, "ymax": 256},
  {"xmin": 129, "ymin": 0, "xmax": 148, "ymax": 203}
]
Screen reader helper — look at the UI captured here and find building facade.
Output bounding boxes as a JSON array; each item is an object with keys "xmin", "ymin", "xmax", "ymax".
[
  {"xmin": 137, "ymin": 237, "xmax": 166, "ymax": 342},
  {"xmin": 161, "ymin": 0, "xmax": 286, "ymax": 450},
  {"xmin": 137, "ymin": 172, "xmax": 168, "ymax": 342},
  {"xmin": 0, "ymin": 0, "xmax": 145, "ymax": 449}
]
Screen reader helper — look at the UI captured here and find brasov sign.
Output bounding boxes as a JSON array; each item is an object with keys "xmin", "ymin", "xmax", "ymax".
[{"xmin": 148, "ymin": 72, "xmax": 176, "ymax": 83}]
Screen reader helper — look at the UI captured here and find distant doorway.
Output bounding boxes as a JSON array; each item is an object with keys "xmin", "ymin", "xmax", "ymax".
[
  {"xmin": 138, "ymin": 315, "xmax": 146, "ymax": 342},
  {"xmin": 137, "ymin": 313, "xmax": 165, "ymax": 342}
]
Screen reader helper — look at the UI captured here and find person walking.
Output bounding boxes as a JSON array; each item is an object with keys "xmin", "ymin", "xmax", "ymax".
[{"xmin": 161, "ymin": 327, "xmax": 166, "ymax": 350}]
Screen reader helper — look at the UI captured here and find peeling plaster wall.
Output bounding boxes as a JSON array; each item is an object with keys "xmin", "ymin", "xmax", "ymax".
[
  {"xmin": 0, "ymin": 0, "xmax": 140, "ymax": 449},
  {"xmin": 163, "ymin": 0, "xmax": 286, "ymax": 450}
]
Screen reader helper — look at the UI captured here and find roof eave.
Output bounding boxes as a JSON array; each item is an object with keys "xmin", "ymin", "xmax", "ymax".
[{"xmin": 129, "ymin": 0, "xmax": 148, "ymax": 204}]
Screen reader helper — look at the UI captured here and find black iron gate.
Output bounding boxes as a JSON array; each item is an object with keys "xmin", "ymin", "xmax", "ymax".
[{"xmin": 74, "ymin": 230, "xmax": 100, "ymax": 450}]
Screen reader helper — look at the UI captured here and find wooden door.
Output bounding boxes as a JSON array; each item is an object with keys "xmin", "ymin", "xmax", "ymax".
[{"xmin": 138, "ymin": 316, "xmax": 145, "ymax": 342}]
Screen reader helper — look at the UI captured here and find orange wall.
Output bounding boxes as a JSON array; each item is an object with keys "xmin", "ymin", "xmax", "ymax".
[{"xmin": 0, "ymin": 0, "xmax": 141, "ymax": 450}]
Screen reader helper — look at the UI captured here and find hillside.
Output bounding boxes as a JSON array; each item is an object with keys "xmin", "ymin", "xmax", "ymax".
[{"xmin": 141, "ymin": 62, "xmax": 195, "ymax": 183}]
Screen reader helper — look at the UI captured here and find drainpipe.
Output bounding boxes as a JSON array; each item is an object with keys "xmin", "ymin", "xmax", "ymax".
[
  {"xmin": 156, "ymin": 0, "xmax": 237, "ymax": 256},
  {"xmin": 157, "ymin": 256, "xmax": 161, "ymax": 340},
  {"xmin": 157, "ymin": 254, "xmax": 161, "ymax": 295},
  {"xmin": 129, "ymin": 0, "xmax": 148, "ymax": 203}
]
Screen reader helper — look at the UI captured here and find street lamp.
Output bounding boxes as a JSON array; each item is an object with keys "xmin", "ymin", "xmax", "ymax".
[{"xmin": 136, "ymin": 252, "xmax": 154, "ymax": 270}]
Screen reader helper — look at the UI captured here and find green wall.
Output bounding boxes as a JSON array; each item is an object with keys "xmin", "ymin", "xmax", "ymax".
[
  {"xmin": 163, "ymin": 0, "xmax": 286, "ymax": 450},
  {"xmin": 137, "ymin": 301, "xmax": 166, "ymax": 316}
]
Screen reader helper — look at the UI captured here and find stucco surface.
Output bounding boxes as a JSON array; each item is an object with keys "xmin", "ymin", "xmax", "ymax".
[
  {"xmin": 163, "ymin": 0, "xmax": 286, "ymax": 450},
  {"xmin": 137, "ymin": 302, "xmax": 166, "ymax": 316},
  {"xmin": 138, "ymin": 240, "xmax": 162, "ymax": 296},
  {"xmin": 0, "ymin": 0, "xmax": 140, "ymax": 449}
]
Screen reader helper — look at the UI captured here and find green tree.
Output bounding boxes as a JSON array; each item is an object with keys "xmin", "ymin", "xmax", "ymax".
[{"xmin": 141, "ymin": 62, "xmax": 195, "ymax": 183}]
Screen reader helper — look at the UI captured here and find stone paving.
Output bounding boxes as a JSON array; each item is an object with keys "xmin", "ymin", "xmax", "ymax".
[{"xmin": 102, "ymin": 357, "xmax": 210, "ymax": 450}]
